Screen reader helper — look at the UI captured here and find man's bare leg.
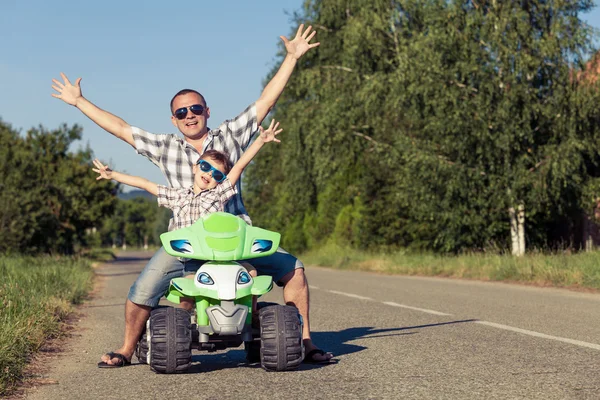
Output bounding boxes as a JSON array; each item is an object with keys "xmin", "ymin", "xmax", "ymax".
[
  {"xmin": 100, "ymin": 299, "xmax": 150, "ymax": 364},
  {"xmin": 179, "ymin": 274, "xmax": 196, "ymax": 310},
  {"xmin": 280, "ymin": 269, "xmax": 333, "ymax": 362}
]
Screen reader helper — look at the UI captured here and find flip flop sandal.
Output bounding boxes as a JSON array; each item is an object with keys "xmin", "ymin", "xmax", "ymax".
[
  {"xmin": 97, "ymin": 352, "xmax": 131, "ymax": 368},
  {"xmin": 303, "ymin": 349, "xmax": 334, "ymax": 364}
]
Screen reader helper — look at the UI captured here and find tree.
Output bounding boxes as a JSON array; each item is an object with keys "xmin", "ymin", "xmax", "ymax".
[
  {"xmin": 0, "ymin": 120, "xmax": 116, "ymax": 254},
  {"xmin": 99, "ymin": 197, "xmax": 165, "ymax": 249},
  {"xmin": 245, "ymin": 0, "xmax": 599, "ymax": 254}
]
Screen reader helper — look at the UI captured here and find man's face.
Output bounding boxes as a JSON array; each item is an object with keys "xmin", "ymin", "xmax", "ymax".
[
  {"xmin": 171, "ymin": 92, "xmax": 210, "ymax": 139},
  {"xmin": 193, "ymin": 157, "xmax": 226, "ymax": 190}
]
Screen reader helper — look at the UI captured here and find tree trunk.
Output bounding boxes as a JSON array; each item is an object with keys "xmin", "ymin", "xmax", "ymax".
[
  {"xmin": 517, "ymin": 203, "xmax": 525, "ymax": 256},
  {"xmin": 509, "ymin": 203, "xmax": 525, "ymax": 256},
  {"xmin": 583, "ymin": 213, "xmax": 592, "ymax": 252},
  {"xmin": 509, "ymin": 206, "xmax": 519, "ymax": 255}
]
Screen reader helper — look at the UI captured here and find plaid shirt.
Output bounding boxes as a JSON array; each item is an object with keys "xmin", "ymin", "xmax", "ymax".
[
  {"xmin": 131, "ymin": 103, "xmax": 257, "ymax": 228},
  {"xmin": 156, "ymin": 178, "xmax": 238, "ymax": 231}
]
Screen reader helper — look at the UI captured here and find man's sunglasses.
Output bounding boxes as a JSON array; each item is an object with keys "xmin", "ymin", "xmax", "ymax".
[
  {"xmin": 173, "ymin": 104, "xmax": 205, "ymax": 120},
  {"xmin": 197, "ymin": 159, "xmax": 226, "ymax": 183}
]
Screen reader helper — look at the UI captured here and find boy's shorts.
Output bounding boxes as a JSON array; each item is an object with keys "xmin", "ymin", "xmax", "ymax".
[{"xmin": 128, "ymin": 246, "xmax": 304, "ymax": 308}]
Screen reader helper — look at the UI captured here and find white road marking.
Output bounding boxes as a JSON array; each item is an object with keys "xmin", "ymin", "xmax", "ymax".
[
  {"xmin": 321, "ymin": 288, "xmax": 600, "ymax": 351},
  {"xmin": 474, "ymin": 321, "xmax": 600, "ymax": 351},
  {"xmin": 383, "ymin": 301, "xmax": 453, "ymax": 316},
  {"xmin": 309, "ymin": 285, "xmax": 319, "ymax": 290},
  {"xmin": 328, "ymin": 290, "xmax": 372, "ymax": 301}
]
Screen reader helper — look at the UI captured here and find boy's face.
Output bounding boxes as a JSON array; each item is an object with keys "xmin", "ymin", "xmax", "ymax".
[
  {"xmin": 171, "ymin": 92, "xmax": 210, "ymax": 139},
  {"xmin": 193, "ymin": 157, "xmax": 226, "ymax": 190}
]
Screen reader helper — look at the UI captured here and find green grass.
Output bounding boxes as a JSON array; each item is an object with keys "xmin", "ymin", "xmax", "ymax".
[
  {"xmin": 300, "ymin": 243, "xmax": 600, "ymax": 290},
  {"xmin": 0, "ymin": 255, "xmax": 94, "ymax": 396}
]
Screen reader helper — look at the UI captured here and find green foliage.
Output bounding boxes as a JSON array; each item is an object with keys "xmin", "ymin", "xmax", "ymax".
[
  {"xmin": 245, "ymin": 0, "xmax": 600, "ymax": 253},
  {"xmin": 98, "ymin": 197, "xmax": 166, "ymax": 248},
  {"xmin": 0, "ymin": 120, "xmax": 116, "ymax": 254},
  {"xmin": 0, "ymin": 118, "xmax": 169, "ymax": 254}
]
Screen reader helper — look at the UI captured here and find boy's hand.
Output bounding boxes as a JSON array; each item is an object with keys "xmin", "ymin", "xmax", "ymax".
[
  {"xmin": 280, "ymin": 24, "xmax": 320, "ymax": 60},
  {"xmin": 259, "ymin": 119, "xmax": 283, "ymax": 143},
  {"xmin": 51, "ymin": 72, "xmax": 83, "ymax": 106},
  {"xmin": 92, "ymin": 159, "xmax": 113, "ymax": 180}
]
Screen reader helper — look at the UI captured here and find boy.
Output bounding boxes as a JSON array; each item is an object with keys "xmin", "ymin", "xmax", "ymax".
[{"xmin": 92, "ymin": 119, "xmax": 281, "ymax": 224}]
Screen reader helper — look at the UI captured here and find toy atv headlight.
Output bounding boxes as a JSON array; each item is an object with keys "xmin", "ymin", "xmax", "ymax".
[
  {"xmin": 197, "ymin": 272, "xmax": 214, "ymax": 285},
  {"xmin": 237, "ymin": 271, "xmax": 251, "ymax": 285}
]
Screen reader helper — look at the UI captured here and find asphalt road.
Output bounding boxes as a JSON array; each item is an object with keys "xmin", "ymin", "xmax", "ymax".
[{"xmin": 23, "ymin": 251, "xmax": 600, "ymax": 400}]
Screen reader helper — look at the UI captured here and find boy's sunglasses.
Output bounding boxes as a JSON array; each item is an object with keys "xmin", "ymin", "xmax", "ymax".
[
  {"xmin": 173, "ymin": 104, "xmax": 205, "ymax": 120},
  {"xmin": 197, "ymin": 159, "xmax": 226, "ymax": 183}
]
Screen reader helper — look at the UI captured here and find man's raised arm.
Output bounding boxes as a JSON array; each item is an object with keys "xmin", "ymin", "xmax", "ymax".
[
  {"xmin": 52, "ymin": 72, "xmax": 135, "ymax": 147},
  {"xmin": 255, "ymin": 24, "xmax": 320, "ymax": 125}
]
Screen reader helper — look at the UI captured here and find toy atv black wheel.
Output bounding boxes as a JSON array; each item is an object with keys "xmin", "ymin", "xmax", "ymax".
[
  {"xmin": 147, "ymin": 307, "xmax": 192, "ymax": 374},
  {"xmin": 245, "ymin": 302, "xmax": 277, "ymax": 363},
  {"xmin": 136, "ymin": 330, "xmax": 149, "ymax": 364},
  {"xmin": 137, "ymin": 306, "xmax": 169, "ymax": 364},
  {"xmin": 259, "ymin": 304, "xmax": 303, "ymax": 371}
]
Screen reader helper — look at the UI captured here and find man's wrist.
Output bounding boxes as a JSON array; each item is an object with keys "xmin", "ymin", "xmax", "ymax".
[
  {"xmin": 74, "ymin": 96, "xmax": 86, "ymax": 108},
  {"xmin": 284, "ymin": 53, "xmax": 299, "ymax": 62}
]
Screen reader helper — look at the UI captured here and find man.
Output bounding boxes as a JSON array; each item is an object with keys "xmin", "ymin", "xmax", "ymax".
[{"xmin": 52, "ymin": 24, "xmax": 333, "ymax": 366}]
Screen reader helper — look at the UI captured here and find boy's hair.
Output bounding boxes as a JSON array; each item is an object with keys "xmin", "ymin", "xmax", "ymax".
[
  {"xmin": 170, "ymin": 89, "xmax": 207, "ymax": 112},
  {"xmin": 201, "ymin": 150, "xmax": 233, "ymax": 175}
]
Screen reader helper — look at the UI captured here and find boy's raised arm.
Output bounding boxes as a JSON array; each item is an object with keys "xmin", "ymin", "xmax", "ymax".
[
  {"xmin": 92, "ymin": 159, "xmax": 159, "ymax": 196},
  {"xmin": 255, "ymin": 24, "xmax": 320, "ymax": 126},
  {"xmin": 52, "ymin": 73, "xmax": 135, "ymax": 147},
  {"xmin": 227, "ymin": 119, "xmax": 282, "ymax": 186}
]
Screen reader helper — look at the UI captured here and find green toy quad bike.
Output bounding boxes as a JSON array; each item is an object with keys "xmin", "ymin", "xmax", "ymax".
[{"xmin": 135, "ymin": 212, "xmax": 304, "ymax": 373}]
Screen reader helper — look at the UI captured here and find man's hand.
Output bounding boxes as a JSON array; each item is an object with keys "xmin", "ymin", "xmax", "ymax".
[
  {"xmin": 255, "ymin": 25, "xmax": 321, "ymax": 124},
  {"xmin": 259, "ymin": 119, "xmax": 283, "ymax": 143},
  {"xmin": 92, "ymin": 159, "xmax": 113, "ymax": 180},
  {"xmin": 51, "ymin": 72, "xmax": 83, "ymax": 106},
  {"xmin": 280, "ymin": 24, "xmax": 320, "ymax": 60}
]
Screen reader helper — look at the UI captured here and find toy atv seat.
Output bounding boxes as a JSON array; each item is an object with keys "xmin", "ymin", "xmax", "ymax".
[{"xmin": 136, "ymin": 212, "xmax": 304, "ymax": 374}]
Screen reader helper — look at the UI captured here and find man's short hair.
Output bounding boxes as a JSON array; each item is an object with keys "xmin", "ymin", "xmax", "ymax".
[
  {"xmin": 201, "ymin": 150, "xmax": 232, "ymax": 175},
  {"xmin": 170, "ymin": 89, "xmax": 207, "ymax": 113}
]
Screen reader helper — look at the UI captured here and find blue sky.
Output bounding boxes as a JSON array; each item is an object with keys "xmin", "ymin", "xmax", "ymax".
[
  {"xmin": 1, "ymin": 1, "xmax": 600, "ymax": 188},
  {"xmin": 0, "ymin": 0, "xmax": 304, "ymax": 187}
]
